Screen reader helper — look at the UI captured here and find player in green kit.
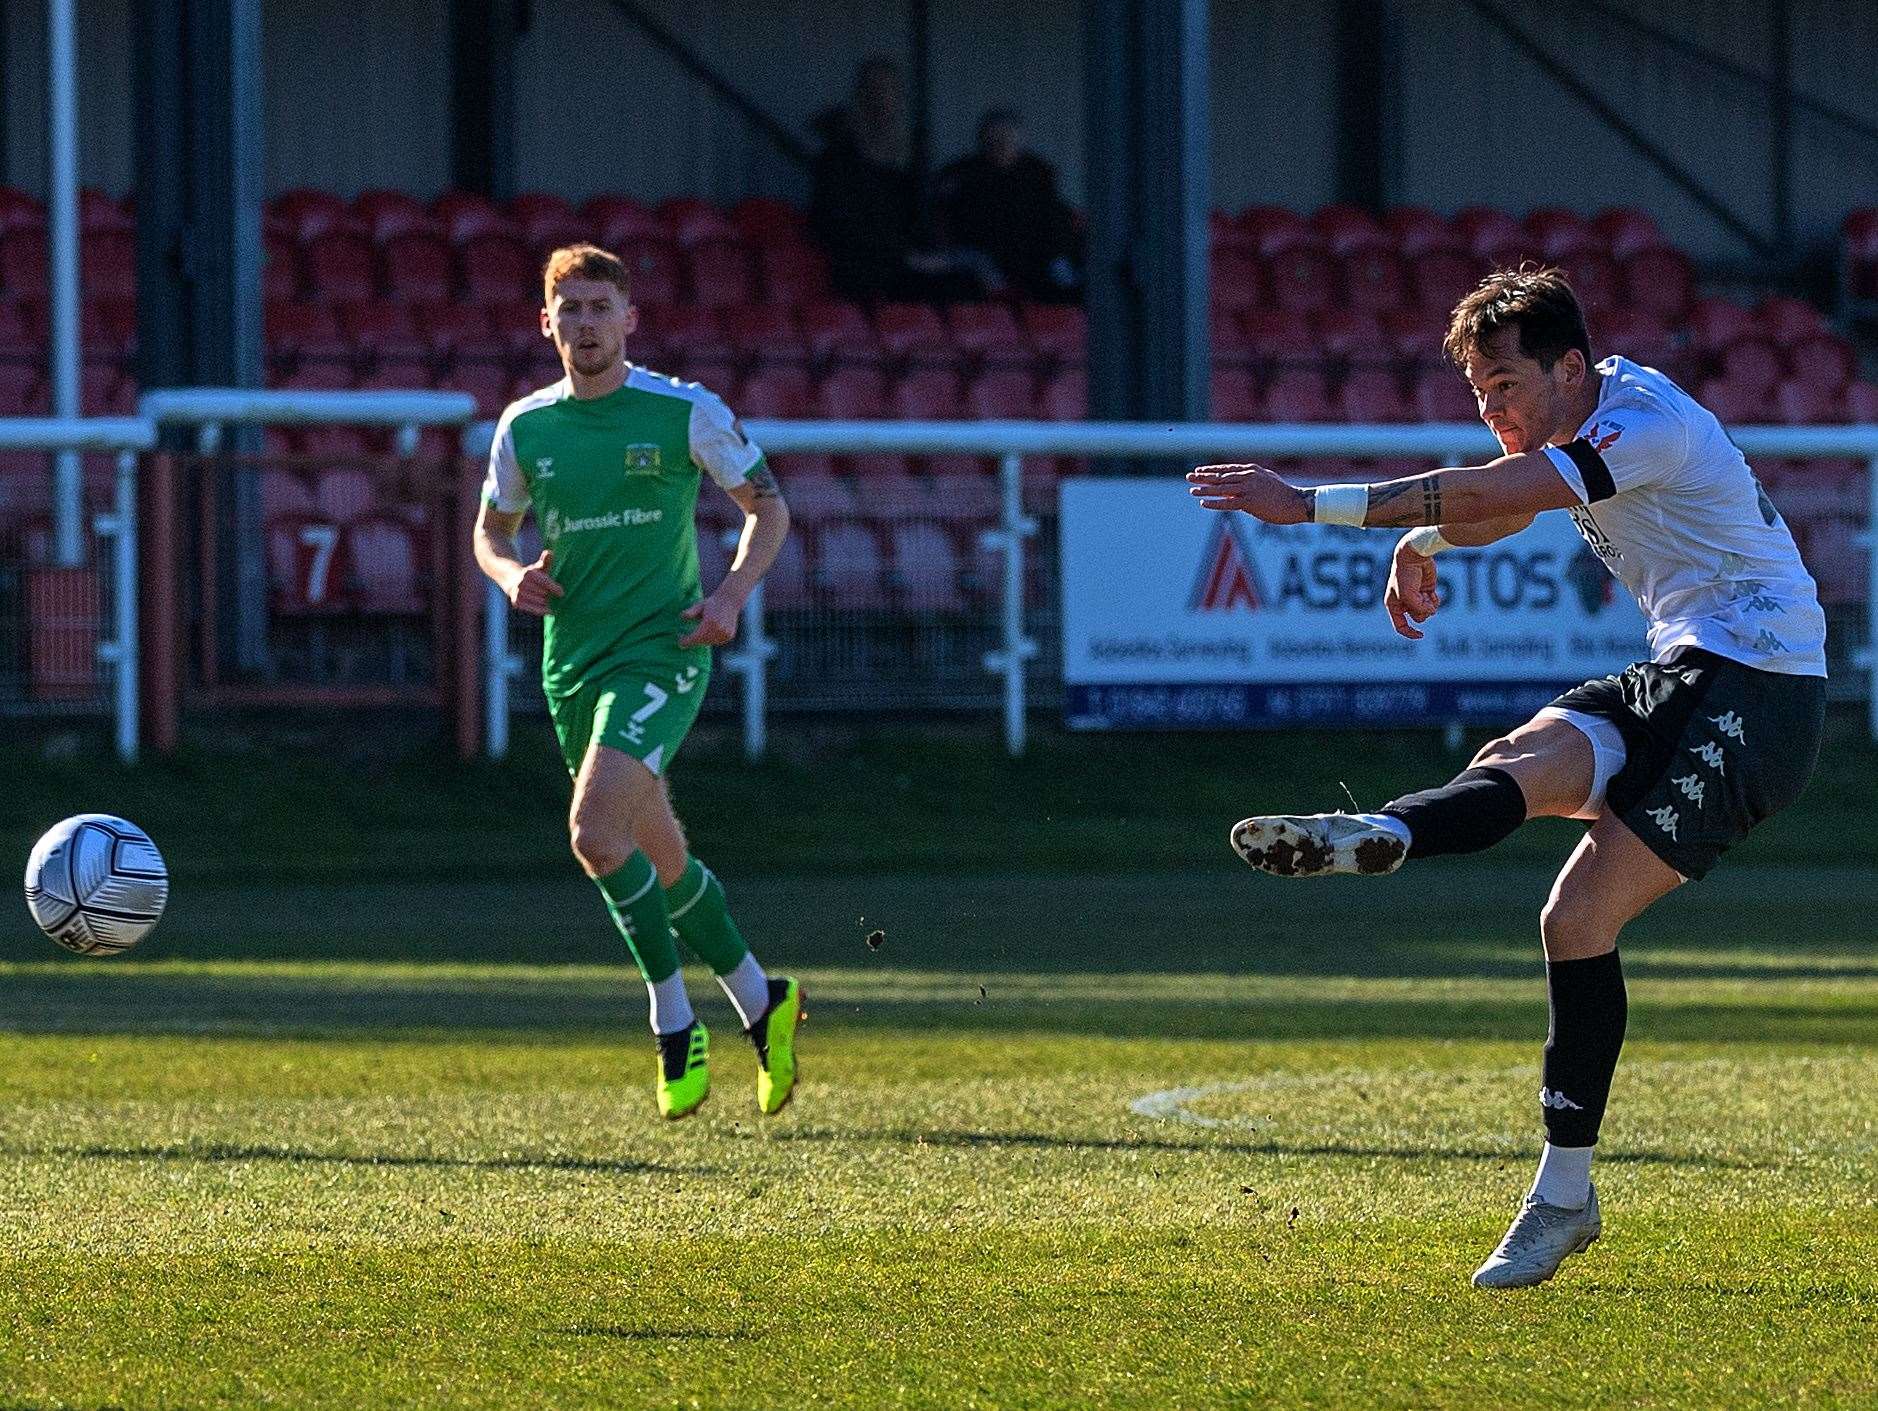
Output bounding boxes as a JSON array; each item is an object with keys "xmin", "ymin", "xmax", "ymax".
[{"xmin": 473, "ymin": 244, "xmax": 800, "ymax": 1120}]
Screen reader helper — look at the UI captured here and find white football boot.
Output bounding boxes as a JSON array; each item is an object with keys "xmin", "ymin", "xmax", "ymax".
[
  {"xmin": 1471, "ymin": 1184, "xmax": 1602, "ymax": 1289},
  {"xmin": 1229, "ymin": 813, "xmax": 1408, "ymax": 878}
]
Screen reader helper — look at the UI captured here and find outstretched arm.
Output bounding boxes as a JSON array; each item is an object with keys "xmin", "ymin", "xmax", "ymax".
[
  {"xmin": 679, "ymin": 464, "xmax": 791, "ymax": 647},
  {"xmin": 1186, "ymin": 451, "xmax": 1579, "ymax": 528}
]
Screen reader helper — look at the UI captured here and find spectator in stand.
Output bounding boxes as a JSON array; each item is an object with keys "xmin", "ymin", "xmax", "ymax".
[
  {"xmin": 807, "ymin": 58, "xmax": 921, "ymax": 301},
  {"xmin": 933, "ymin": 108, "xmax": 1083, "ymax": 303}
]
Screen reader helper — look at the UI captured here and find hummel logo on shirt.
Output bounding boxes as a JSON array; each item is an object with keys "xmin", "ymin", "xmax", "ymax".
[
  {"xmin": 1708, "ymin": 711, "xmax": 1747, "ymax": 742},
  {"xmin": 1540, "ymin": 1088, "xmax": 1585, "ymax": 1112},
  {"xmin": 1645, "ymin": 804, "xmax": 1681, "ymax": 841}
]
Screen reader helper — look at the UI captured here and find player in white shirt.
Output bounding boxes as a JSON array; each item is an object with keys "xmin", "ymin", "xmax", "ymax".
[{"xmin": 1187, "ymin": 267, "xmax": 1828, "ymax": 1290}]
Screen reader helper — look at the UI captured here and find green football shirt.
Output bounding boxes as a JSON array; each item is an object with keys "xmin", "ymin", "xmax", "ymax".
[{"xmin": 482, "ymin": 366, "xmax": 765, "ymax": 699}]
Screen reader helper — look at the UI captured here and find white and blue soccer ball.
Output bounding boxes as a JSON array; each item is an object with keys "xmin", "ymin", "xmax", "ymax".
[{"xmin": 24, "ymin": 814, "xmax": 169, "ymax": 956}]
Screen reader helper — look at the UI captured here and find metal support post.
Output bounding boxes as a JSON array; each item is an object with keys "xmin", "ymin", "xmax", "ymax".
[
  {"xmin": 484, "ymin": 579, "xmax": 512, "ymax": 759},
  {"xmin": 93, "ymin": 451, "xmax": 141, "ymax": 762},
  {"xmin": 719, "ymin": 529, "xmax": 777, "ymax": 761},
  {"xmin": 48, "ymin": 0, "xmax": 82, "ymax": 566},
  {"xmin": 981, "ymin": 453, "xmax": 1038, "ymax": 756}
]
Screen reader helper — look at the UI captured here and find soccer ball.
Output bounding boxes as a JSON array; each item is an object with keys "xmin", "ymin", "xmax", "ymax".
[{"xmin": 23, "ymin": 814, "xmax": 169, "ymax": 956}]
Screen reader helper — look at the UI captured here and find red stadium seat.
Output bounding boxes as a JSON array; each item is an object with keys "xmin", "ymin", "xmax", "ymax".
[
  {"xmin": 459, "ymin": 234, "xmax": 534, "ymax": 306},
  {"xmin": 873, "ymin": 304, "xmax": 954, "ymax": 361},
  {"xmin": 758, "ymin": 241, "xmax": 831, "ymax": 305},
  {"xmin": 647, "ymin": 305, "xmax": 729, "ymax": 360},
  {"xmin": 892, "ymin": 369, "xmax": 964, "ymax": 420},
  {"xmin": 1209, "ymin": 209, "xmax": 1252, "ymax": 253},
  {"xmin": 1596, "ymin": 307, "xmax": 1675, "ymax": 365},
  {"xmin": 266, "ymin": 301, "xmax": 348, "ymax": 363},
  {"xmin": 79, "ymin": 189, "xmax": 132, "ymax": 233},
  {"xmin": 0, "ymin": 188, "xmax": 41, "ymax": 237},
  {"xmin": 0, "ymin": 227, "xmax": 47, "ymax": 299},
  {"xmin": 416, "ymin": 302, "xmax": 493, "ymax": 355},
  {"xmin": 1240, "ymin": 205, "xmax": 1319, "ymax": 257},
  {"xmin": 1413, "ymin": 367, "xmax": 1477, "ymax": 422},
  {"xmin": 686, "ymin": 243, "xmax": 758, "ymax": 308},
  {"xmin": 356, "ymin": 360, "xmax": 436, "ymax": 391},
  {"xmin": 1454, "ymin": 206, "xmax": 1524, "ymax": 260},
  {"xmin": 1718, "ymin": 337, "xmax": 1784, "ymax": 397},
  {"xmin": 1799, "ymin": 516, "xmax": 1865, "ymax": 605},
  {"xmin": 1407, "ymin": 249, "xmax": 1478, "ymax": 313},
  {"xmin": 1209, "ymin": 248, "xmax": 1265, "ymax": 312},
  {"xmin": 965, "ymin": 368, "xmax": 1036, "ymax": 420},
  {"xmin": 660, "ymin": 197, "xmax": 736, "ymax": 248},
  {"xmin": 1316, "ymin": 308, "xmax": 1389, "ymax": 363},
  {"xmin": 946, "ymin": 303, "xmax": 1029, "ymax": 364},
  {"xmin": 801, "ymin": 301, "xmax": 880, "ymax": 364},
  {"xmin": 775, "ymin": 470, "xmax": 856, "ymax": 522},
  {"xmin": 1210, "ymin": 367, "xmax": 1259, "ymax": 421},
  {"xmin": 433, "ymin": 190, "xmax": 515, "ymax": 244},
  {"xmin": 1697, "ymin": 377, "xmax": 1777, "ymax": 424},
  {"xmin": 1621, "ymin": 247, "xmax": 1693, "ymax": 322},
  {"xmin": 354, "ymin": 190, "xmax": 434, "ymax": 242},
  {"xmin": 889, "ymin": 521, "xmax": 967, "ymax": 612},
  {"xmin": 266, "ymin": 513, "xmax": 351, "ymax": 613},
  {"xmin": 1212, "ymin": 307, "xmax": 1256, "ymax": 369},
  {"xmin": 924, "ymin": 471, "xmax": 1001, "ymax": 523},
  {"xmin": 1038, "ymin": 368, "xmax": 1087, "ymax": 421},
  {"xmin": 584, "ymin": 195, "xmax": 667, "ymax": 247},
  {"xmin": 511, "ymin": 192, "xmax": 590, "ymax": 253},
  {"xmin": 1381, "ymin": 306, "xmax": 1445, "ymax": 363},
  {"xmin": 83, "ymin": 296, "xmax": 137, "ymax": 355},
  {"xmin": 1266, "ymin": 245, "xmax": 1337, "ymax": 314},
  {"xmin": 273, "ymin": 189, "xmax": 355, "ymax": 242},
  {"xmin": 1786, "ymin": 335, "xmax": 1855, "ymax": 394},
  {"xmin": 760, "ymin": 527, "xmax": 812, "ymax": 608},
  {"xmin": 1843, "ymin": 210, "xmax": 1878, "ymax": 300},
  {"xmin": 346, "ymin": 514, "xmax": 427, "ymax": 613},
  {"xmin": 264, "ymin": 230, "xmax": 302, "ymax": 302},
  {"xmin": 730, "ymin": 197, "xmax": 808, "ymax": 244},
  {"xmin": 299, "ymin": 427, "xmax": 373, "ymax": 461},
  {"xmin": 737, "ymin": 365, "xmax": 812, "ymax": 417},
  {"xmin": 720, "ymin": 303, "xmax": 803, "ymax": 356},
  {"xmin": 259, "ymin": 467, "xmax": 317, "ymax": 522},
  {"xmin": 1773, "ymin": 379, "xmax": 1844, "ymax": 425},
  {"xmin": 813, "ymin": 366, "xmax": 889, "ymax": 419},
  {"xmin": 1262, "ymin": 369, "xmax": 1335, "ymax": 422},
  {"xmin": 380, "ymin": 231, "xmax": 455, "ymax": 304},
  {"xmin": 1337, "ymin": 368, "xmax": 1412, "ymax": 422},
  {"xmin": 1386, "ymin": 206, "xmax": 1463, "ymax": 256},
  {"xmin": 1313, "ymin": 203, "xmax": 1390, "ymax": 255},
  {"xmin": 1844, "ymin": 380, "xmax": 1878, "ymax": 423},
  {"xmin": 1524, "ymin": 207, "xmax": 1598, "ymax": 260},
  {"xmin": 442, "ymin": 360, "xmax": 512, "ymax": 417},
  {"xmin": 1689, "ymin": 297, "xmax": 1757, "ymax": 353},
  {"xmin": 1339, "ymin": 246, "xmax": 1406, "ymax": 313},
  {"xmin": 340, "ymin": 302, "xmax": 426, "ymax": 359},
  {"xmin": 1557, "ymin": 250, "xmax": 1620, "ymax": 316},
  {"xmin": 313, "ymin": 467, "xmax": 377, "ymax": 524},
  {"xmin": 302, "ymin": 230, "xmax": 377, "ymax": 303},
  {"xmin": 1592, "ymin": 207, "xmax": 1668, "ymax": 260},
  {"xmin": 813, "ymin": 520, "xmax": 889, "ymax": 607},
  {"xmin": 1755, "ymin": 294, "xmax": 1828, "ymax": 347},
  {"xmin": 618, "ymin": 239, "xmax": 683, "ymax": 307},
  {"xmin": 854, "ymin": 470, "xmax": 934, "ymax": 521},
  {"xmin": 1240, "ymin": 308, "xmax": 1317, "ymax": 367},
  {"xmin": 1019, "ymin": 304, "xmax": 1087, "ymax": 364},
  {"xmin": 80, "ymin": 231, "xmax": 135, "ymax": 300}
]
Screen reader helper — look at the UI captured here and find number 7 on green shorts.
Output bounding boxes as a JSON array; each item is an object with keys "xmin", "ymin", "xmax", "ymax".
[{"xmin": 551, "ymin": 661, "xmax": 709, "ymax": 778}]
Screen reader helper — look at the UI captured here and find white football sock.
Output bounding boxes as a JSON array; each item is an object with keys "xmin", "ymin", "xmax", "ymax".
[
  {"xmin": 647, "ymin": 973, "xmax": 696, "ymax": 1036},
  {"xmin": 1368, "ymin": 813, "xmax": 1413, "ymax": 848},
  {"xmin": 1530, "ymin": 1142, "xmax": 1594, "ymax": 1209},
  {"xmin": 717, "ymin": 953, "xmax": 771, "ymax": 1029}
]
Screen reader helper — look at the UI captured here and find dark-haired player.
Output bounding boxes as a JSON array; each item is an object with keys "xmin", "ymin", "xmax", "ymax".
[{"xmin": 1188, "ymin": 267, "xmax": 1826, "ymax": 1287}]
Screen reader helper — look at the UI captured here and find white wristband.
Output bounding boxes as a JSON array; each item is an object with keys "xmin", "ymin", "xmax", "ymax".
[
  {"xmin": 1311, "ymin": 484, "xmax": 1369, "ymax": 527},
  {"xmin": 1403, "ymin": 525, "xmax": 1455, "ymax": 556}
]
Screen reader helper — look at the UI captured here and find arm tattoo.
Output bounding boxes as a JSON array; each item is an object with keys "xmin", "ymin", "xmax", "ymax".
[
  {"xmin": 746, "ymin": 466, "xmax": 782, "ymax": 500},
  {"xmin": 1365, "ymin": 476, "xmax": 1444, "ymax": 527}
]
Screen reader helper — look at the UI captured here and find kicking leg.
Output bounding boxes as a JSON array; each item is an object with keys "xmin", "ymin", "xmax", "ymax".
[
  {"xmin": 638, "ymin": 778, "xmax": 804, "ymax": 1115},
  {"xmin": 572, "ymin": 744, "xmax": 708, "ymax": 1118},
  {"xmin": 1231, "ymin": 714, "xmax": 1597, "ymax": 878},
  {"xmin": 1473, "ymin": 811, "xmax": 1683, "ymax": 1289}
]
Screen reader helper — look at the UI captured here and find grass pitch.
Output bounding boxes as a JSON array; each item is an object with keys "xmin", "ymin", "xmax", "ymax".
[{"xmin": 1, "ymin": 864, "xmax": 1874, "ymax": 1409}]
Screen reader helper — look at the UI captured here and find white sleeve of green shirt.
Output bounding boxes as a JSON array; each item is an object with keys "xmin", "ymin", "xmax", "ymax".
[
  {"xmin": 687, "ymin": 388, "xmax": 765, "ymax": 491},
  {"xmin": 482, "ymin": 414, "xmax": 530, "ymax": 513}
]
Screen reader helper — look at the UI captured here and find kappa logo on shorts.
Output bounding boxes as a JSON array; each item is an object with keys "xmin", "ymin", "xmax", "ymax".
[
  {"xmin": 1645, "ymin": 804, "xmax": 1681, "ymax": 841},
  {"xmin": 1708, "ymin": 711, "xmax": 1748, "ymax": 743},
  {"xmin": 1690, "ymin": 741, "xmax": 1727, "ymax": 774},
  {"xmin": 1539, "ymin": 1088, "xmax": 1585, "ymax": 1112},
  {"xmin": 1670, "ymin": 773, "xmax": 1706, "ymax": 807}
]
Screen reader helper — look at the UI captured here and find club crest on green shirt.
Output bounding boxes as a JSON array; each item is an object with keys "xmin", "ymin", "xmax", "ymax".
[{"xmin": 625, "ymin": 443, "xmax": 663, "ymax": 475}]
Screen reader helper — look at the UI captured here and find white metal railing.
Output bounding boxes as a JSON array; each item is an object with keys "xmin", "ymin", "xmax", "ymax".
[
  {"xmin": 468, "ymin": 417, "xmax": 1878, "ymax": 755},
  {"xmin": 140, "ymin": 388, "xmax": 477, "ymax": 452},
  {"xmin": 0, "ymin": 416, "xmax": 159, "ymax": 761}
]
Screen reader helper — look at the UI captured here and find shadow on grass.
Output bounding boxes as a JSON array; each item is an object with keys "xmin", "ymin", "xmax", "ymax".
[
  {"xmin": 7, "ymin": 1141, "xmax": 703, "ymax": 1178},
  {"xmin": 755, "ymin": 1126, "xmax": 1765, "ymax": 1170},
  {"xmin": 0, "ymin": 970, "xmax": 1872, "ymax": 1046}
]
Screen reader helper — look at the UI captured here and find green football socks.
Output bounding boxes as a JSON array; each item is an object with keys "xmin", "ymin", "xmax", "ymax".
[
  {"xmin": 596, "ymin": 851, "xmax": 682, "ymax": 984},
  {"xmin": 662, "ymin": 858, "xmax": 749, "ymax": 975}
]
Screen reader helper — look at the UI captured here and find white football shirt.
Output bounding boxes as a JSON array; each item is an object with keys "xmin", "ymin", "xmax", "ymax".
[{"xmin": 1540, "ymin": 356, "xmax": 1826, "ymax": 676}]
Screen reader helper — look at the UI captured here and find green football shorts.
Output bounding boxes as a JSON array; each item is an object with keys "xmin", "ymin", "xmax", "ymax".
[{"xmin": 549, "ymin": 658, "xmax": 709, "ymax": 779}]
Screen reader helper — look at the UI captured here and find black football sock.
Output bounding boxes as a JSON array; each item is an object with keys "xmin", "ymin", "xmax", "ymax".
[
  {"xmin": 1539, "ymin": 949, "xmax": 1628, "ymax": 1148},
  {"xmin": 1380, "ymin": 766, "xmax": 1528, "ymax": 859}
]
